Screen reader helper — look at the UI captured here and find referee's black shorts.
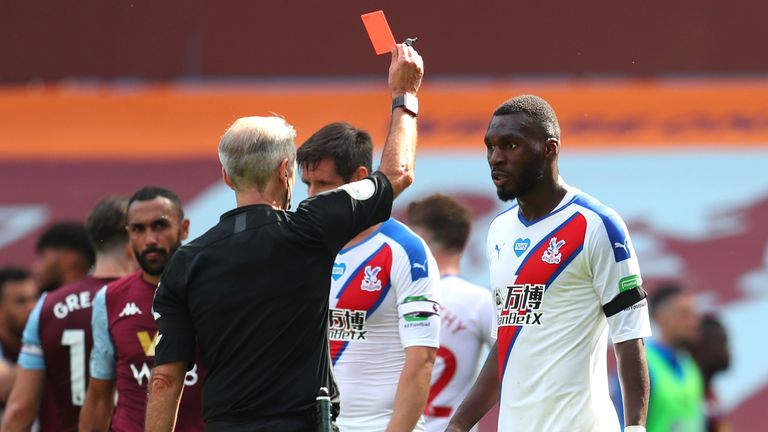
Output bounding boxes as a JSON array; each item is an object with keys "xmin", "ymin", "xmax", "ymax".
[
  {"xmin": 204, "ymin": 408, "xmax": 339, "ymax": 432},
  {"xmin": 205, "ymin": 416, "xmax": 314, "ymax": 432}
]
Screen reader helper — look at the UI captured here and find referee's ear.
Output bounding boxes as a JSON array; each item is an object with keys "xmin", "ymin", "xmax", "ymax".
[{"xmin": 222, "ymin": 166, "xmax": 236, "ymax": 191}]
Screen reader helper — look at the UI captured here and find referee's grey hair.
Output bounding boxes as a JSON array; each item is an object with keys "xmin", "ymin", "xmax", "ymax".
[{"xmin": 218, "ymin": 116, "xmax": 297, "ymax": 191}]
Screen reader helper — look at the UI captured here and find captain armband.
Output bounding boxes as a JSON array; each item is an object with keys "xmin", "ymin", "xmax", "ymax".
[
  {"xmin": 397, "ymin": 297, "xmax": 440, "ymax": 322},
  {"xmin": 602, "ymin": 287, "xmax": 647, "ymax": 318}
]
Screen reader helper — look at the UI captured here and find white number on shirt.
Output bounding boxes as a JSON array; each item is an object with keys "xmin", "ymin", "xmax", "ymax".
[{"xmin": 60, "ymin": 329, "xmax": 86, "ymax": 406}]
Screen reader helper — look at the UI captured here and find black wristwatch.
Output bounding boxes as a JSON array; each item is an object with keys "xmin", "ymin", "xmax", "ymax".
[{"xmin": 392, "ymin": 93, "xmax": 418, "ymax": 117}]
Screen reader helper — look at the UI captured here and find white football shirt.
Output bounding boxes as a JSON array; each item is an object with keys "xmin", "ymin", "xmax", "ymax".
[
  {"xmin": 488, "ymin": 184, "xmax": 651, "ymax": 431},
  {"xmin": 424, "ymin": 275, "xmax": 494, "ymax": 432},
  {"xmin": 329, "ymin": 218, "xmax": 441, "ymax": 432}
]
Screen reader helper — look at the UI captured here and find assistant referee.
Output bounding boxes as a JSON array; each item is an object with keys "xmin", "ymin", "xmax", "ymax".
[{"xmin": 145, "ymin": 44, "xmax": 424, "ymax": 432}]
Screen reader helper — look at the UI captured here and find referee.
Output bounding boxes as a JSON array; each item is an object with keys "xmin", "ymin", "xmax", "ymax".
[{"xmin": 145, "ymin": 44, "xmax": 424, "ymax": 432}]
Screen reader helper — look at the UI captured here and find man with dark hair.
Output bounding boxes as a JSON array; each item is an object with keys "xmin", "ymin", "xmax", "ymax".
[
  {"xmin": 34, "ymin": 223, "xmax": 95, "ymax": 293},
  {"xmin": 80, "ymin": 187, "xmax": 204, "ymax": 432},
  {"xmin": 296, "ymin": 121, "xmax": 440, "ymax": 432},
  {"xmin": 691, "ymin": 315, "xmax": 730, "ymax": 432},
  {"xmin": 406, "ymin": 194, "xmax": 493, "ymax": 432},
  {"xmin": 146, "ymin": 44, "xmax": 423, "ymax": 432},
  {"xmin": 447, "ymin": 95, "xmax": 651, "ymax": 432},
  {"xmin": 0, "ymin": 267, "xmax": 38, "ymax": 404},
  {"xmin": 642, "ymin": 284, "xmax": 705, "ymax": 431},
  {"xmin": 3, "ymin": 196, "xmax": 136, "ymax": 432},
  {"xmin": 296, "ymin": 122, "xmax": 374, "ymax": 183}
]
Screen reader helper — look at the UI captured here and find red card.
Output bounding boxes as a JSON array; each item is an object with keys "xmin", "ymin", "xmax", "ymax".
[{"xmin": 361, "ymin": 10, "xmax": 396, "ymax": 55}]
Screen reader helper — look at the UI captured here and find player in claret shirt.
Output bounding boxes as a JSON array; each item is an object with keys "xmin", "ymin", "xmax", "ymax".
[
  {"xmin": 297, "ymin": 122, "xmax": 441, "ymax": 432},
  {"xmin": 3, "ymin": 196, "xmax": 136, "ymax": 432},
  {"xmin": 79, "ymin": 187, "xmax": 205, "ymax": 432},
  {"xmin": 446, "ymin": 95, "xmax": 651, "ymax": 432}
]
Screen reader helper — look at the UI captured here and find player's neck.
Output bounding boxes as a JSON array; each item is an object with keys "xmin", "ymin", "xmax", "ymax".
[
  {"xmin": 436, "ymin": 253, "xmax": 461, "ymax": 278},
  {"xmin": 61, "ymin": 267, "xmax": 89, "ymax": 288},
  {"xmin": 234, "ymin": 180, "xmax": 288, "ymax": 210},
  {"xmin": 517, "ymin": 175, "xmax": 568, "ymax": 222},
  {"xmin": 142, "ymin": 272, "xmax": 161, "ymax": 287},
  {"xmin": 91, "ymin": 251, "xmax": 136, "ymax": 280},
  {"xmin": 235, "ymin": 193, "xmax": 282, "ymax": 210},
  {"xmin": 345, "ymin": 223, "xmax": 383, "ymax": 249}
]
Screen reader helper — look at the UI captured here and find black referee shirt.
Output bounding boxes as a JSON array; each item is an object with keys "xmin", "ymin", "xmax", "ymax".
[{"xmin": 153, "ymin": 172, "xmax": 393, "ymax": 428}]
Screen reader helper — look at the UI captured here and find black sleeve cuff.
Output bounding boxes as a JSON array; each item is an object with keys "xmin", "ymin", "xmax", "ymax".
[
  {"xmin": 153, "ymin": 324, "xmax": 196, "ymax": 371},
  {"xmin": 370, "ymin": 171, "xmax": 394, "ymax": 222},
  {"xmin": 602, "ymin": 287, "xmax": 647, "ymax": 318}
]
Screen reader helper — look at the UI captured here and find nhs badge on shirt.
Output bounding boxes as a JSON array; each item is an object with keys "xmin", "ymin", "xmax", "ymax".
[
  {"xmin": 513, "ymin": 238, "xmax": 531, "ymax": 257},
  {"xmin": 332, "ymin": 263, "xmax": 346, "ymax": 281}
]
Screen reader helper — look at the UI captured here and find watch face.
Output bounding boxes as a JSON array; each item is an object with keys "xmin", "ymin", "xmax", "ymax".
[
  {"xmin": 404, "ymin": 94, "xmax": 419, "ymax": 115},
  {"xmin": 393, "ymin": 94, "xmax": 418, "ymax": 116}
]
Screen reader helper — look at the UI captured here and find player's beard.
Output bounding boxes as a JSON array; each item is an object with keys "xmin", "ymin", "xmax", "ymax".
[
  {"xmin": 135, "ymin": 237, "xmax": 182, "ymax": 276},
  {"xmin": 496, "ymin": 156, "xmax": 546, "ymax": 202}
]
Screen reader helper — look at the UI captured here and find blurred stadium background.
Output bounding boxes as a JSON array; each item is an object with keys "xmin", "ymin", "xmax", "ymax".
[{"xmin": 1, "ymin": 1, "xmax": 766, "ymax": 430}]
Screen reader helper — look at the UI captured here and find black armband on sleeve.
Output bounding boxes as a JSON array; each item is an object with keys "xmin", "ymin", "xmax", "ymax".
[{"xmin": 602, "ymin": 287, "xmax": 647, "ymax": 318}]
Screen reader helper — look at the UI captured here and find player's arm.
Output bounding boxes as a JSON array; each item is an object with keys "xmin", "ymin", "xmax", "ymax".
[
  {"xmin": 615, "ymin": 338, "xmax": 649, "ymax": 428},
  {"xmin": 0, "ymin": 359, "xmax": 16, "ymax": 402},
  {"xmin": 386, "ymin": 345, "xmax": 436, "ymax": 432},
  {"xmin": 2, "ymin": 292, "xmax": 48, "ymax": 431},
  {"xmin": 389, "ymin": 247, "xmax": 441, "ymax": 432},
  {"xmin": 445, "ymin": 343, "xmax": 499, "ymax": 432},
  {"xmin": 145, "ymin": 361, "xmax": 186, "ymax": 432},
  {"xmin": 79, "ymin": 378, "xmax": 115, "ymax": 432},
  {"xmin": 148, "ymin": 258, "xmax": 197, "ymax": 432},
  {"xmin": 1, "ymin": 369, "xmax": 44, "ymax": 432},
  {"xmin": 589, "ymin": 213, "xmax": 651, "ymax": 430},
  {"xmin": 79, "ymin": 286, "xmax": 116, "ymax": 432},
  {"xmin": 377, "ymin": 44, "xmax": 423, "ymax": 198}
]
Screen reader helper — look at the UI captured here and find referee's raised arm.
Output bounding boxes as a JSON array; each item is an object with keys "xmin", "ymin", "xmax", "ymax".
[
  {"xmin": 378, "ymin": 43, "xmax": 424, "ymax": 198},
  {"xmin": 147, "ymin": 44, "xmax": 427, "ymax": 432}
]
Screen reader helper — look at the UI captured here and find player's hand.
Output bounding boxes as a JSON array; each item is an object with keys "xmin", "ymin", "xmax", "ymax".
[{"xmin": 388, "ymin": 44, "xmax": 423, "ymax": 98}]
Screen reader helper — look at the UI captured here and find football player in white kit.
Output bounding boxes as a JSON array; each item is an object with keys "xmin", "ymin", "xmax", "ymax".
[
  {"xmin": 298, "ymin": 122, "xmax": 441, "ymax": 432},
  {"xmin": 406, "ymin": 194, "xmax": 494, "ymax": 432},
  {"xmin": 446, "ymin": 95, "xmax": 651, "ymax": 432}
]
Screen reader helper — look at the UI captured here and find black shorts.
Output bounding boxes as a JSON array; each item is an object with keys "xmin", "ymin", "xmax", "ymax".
[
  {"xmin": 205, "ymin": 416, "xmax": 315, "ymax": 432},
  {"xmin": 204, "ymin": 407, "xmax": 339, "ymax": 432}
]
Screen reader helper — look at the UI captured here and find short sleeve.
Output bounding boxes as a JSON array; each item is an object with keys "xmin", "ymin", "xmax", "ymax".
[
  {"xmin": 18, "ymin": 293, "xmax": 47, "ymax": 370},
  {"xmin": 392, "ymin": 236, "xmax": 441, "ymax": 349},
  {"xmin": 474, "ymin": 289, "xmax": 495, "ymax": 347},
  {"xmin": 291, "ymin": 171, "xmax": 393, "ymax": 252},
  {"xmin": 588, "ymin": 215, "xmax": 651, "ymax": 344},
  {"xmin": 153, "ymin": 253, "xmax": 196, "ymax": 369},
  {"xmin": 490, "ymin": 290, "xmax": 501, "ymax": 342},
  {"xmin": 90, "ymin": 286, "xmax": 116, "ymax": 380}
]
